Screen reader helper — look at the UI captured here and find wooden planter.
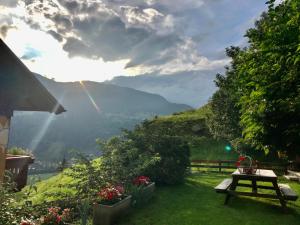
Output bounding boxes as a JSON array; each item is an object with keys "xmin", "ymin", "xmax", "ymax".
[
  {"xmin": 93, "ymin": 195, "xmax": 132, "ymax": 225},
  {"xmin": 132, "ymin": 182, "xmax": 155, "ymax": 207},
  {"xmin": 5, "ymin": 154, "xmax": 34, "ymax": 190}
]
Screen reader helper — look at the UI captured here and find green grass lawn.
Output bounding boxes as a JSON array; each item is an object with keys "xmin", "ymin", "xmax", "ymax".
[
  {"xmin": 29, "ymin": 171, "xmax": 300, "ymax": 225},
  {"xmin": 118, "ymin": 173, "xmax": 300, "ymax": 225}
]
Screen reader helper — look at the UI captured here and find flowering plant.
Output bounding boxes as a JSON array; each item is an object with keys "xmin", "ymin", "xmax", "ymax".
[
  {"xmin": 236, "ymin": 155, "xmax": 247, "ymax": 167},
  {"xmin": 39, "ymin": 207, "xmax": 70, "ymax": 225},
  {"xmin": 133, "ymin": 176, "xmax": 151, "ymax": 186},
  {"xmin": 20, "ymin": 219, "xmax": 36, "ymax": 225},
  {"xmin": 97, "ymin": 185, "xmax": 125, "ymax": 205},
  {"xmin": 236, "ymin": 154, "xmax": 257, "ymax": 174}
]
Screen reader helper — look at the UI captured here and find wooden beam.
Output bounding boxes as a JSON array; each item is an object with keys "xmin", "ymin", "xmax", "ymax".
[{"xmin": 0, "ymin": 115, "xmax": 10, "ymax": 184}]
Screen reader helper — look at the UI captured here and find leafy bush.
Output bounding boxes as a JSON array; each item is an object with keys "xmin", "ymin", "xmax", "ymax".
[
  {"xmin": 100, "ymin": 120, "xmax": 190, "ymax": 186},
  {"xmin": 99, "ymin": 136, "xmax": 158, "ymax": 185},
  {"xmin": 7, "ymin": 147, "xmax": 33, "ymax": 157},
  {"xmin": 143, "ymin": 135, "xmax": 190, "ymax": 185}
]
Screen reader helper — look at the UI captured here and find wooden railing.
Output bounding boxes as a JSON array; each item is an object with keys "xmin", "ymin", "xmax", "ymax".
[
  {"xmin": 5, "ymin": 154, "xmax": 34, "ymax": 190},
  {"xmin": 190, "ymin": 159, "xmax": 292, "ymax": 174}
]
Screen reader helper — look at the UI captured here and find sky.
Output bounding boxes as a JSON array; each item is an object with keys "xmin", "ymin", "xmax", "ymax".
[{"xmin": 0, "ymin": 0, "xmax": 270, "ymax": 82}]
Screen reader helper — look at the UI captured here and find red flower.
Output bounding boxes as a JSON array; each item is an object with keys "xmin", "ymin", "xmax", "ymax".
[
  {"xmin": 56, "ymin": 215, "xmax": 62, "ymax": 223},
  {"xmin": 98, "ymin": 185, "xmax": 125, "ymax": 203},
  {"xmin": 20, "ymin": 220, "xmax": 34, "ymax": 225},
  {"xmin": 238, "ymin": 155, "xmax": 246, "ymax": 161},
  {"xmin": 133, "ymin": 176, "xmax": 151, "ymax": 186}
]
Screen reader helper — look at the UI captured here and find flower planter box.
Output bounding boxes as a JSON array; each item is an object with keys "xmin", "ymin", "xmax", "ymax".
[
  {"xmin": 93, "ymin": 195, "xmax": 132, "ymax": 225},
  {"xmin": 141, "ymin": 182, "xmax": 155, "ymax": 199},
  {"xmin": 5, "ymin": 154, "xmax": 34, "ymax": 190},
  {"xmin": 132, "ymin": 182, "xmax": 155, "ymax": 207}
]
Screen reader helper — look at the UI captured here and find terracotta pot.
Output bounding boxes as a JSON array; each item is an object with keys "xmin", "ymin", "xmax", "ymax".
[{"xmin": 93, "ymin": 195, "xmax": 132, "ymax": 225}]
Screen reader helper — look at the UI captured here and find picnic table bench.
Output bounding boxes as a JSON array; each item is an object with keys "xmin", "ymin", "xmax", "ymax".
[{"xmin": 215, "ymin": 169, "xmax": 298, "ymax": 210}]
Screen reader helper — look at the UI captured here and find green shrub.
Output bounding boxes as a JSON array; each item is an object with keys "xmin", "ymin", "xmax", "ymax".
[
  {"xmin": 99, "ymin": 121, "xmax": 190, "ymax": 186},
  {"xmin": 144, "ymin": 135, "xmax": 190, "ymax": 185},
  {"xmin": 7, "ymin": 147, "xmax": 33, "ymax": 157}
]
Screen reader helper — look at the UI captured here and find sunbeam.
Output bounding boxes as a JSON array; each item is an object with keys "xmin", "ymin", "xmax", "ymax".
[
  {"xmin": 79, "ymin": 81, "xmax": 101, "ymax": 113},
  {"xmin": 29, "ymin": 95, "xmax": 65, "ymax": 152}
]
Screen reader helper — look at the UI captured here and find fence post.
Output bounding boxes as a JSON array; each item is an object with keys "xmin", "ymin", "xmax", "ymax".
[{"xmin": 219, "ymin": 161, "xmax": 222, "ymax": 172}]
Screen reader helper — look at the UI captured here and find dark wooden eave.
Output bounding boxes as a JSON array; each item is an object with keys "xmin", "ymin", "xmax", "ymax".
[{"xmin": 0, "ymin": 39, "xmax": 66, "ymax": 116}]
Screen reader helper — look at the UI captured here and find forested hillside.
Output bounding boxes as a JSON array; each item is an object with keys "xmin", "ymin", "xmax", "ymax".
[{"xmin": 8, "ymin": 75, "xmax": 191, "ymax": 161}]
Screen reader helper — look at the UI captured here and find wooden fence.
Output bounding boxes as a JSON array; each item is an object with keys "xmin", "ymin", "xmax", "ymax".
[{"xmin": 190, "ymin": 159, "xmax": 292, "ymax": 174}]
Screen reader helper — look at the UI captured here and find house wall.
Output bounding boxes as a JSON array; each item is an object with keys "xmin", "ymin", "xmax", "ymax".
[{"xmin": 0, "ymin": 115, "xmax": 10, "ymax": 183}]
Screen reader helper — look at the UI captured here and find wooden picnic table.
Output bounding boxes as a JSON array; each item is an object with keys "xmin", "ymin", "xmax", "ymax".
[{"xmin": 215, "ymin": 169, "xmax": 298, "ymax": 210}]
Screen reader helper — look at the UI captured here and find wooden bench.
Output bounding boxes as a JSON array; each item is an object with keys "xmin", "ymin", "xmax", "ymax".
[
  {"xmin": 215, "ymin": 178, "xmax": 232, "ymax": 193},
  {"xmin": 279, "ymin": 184, "xmax": 298, "ymax": 201}
]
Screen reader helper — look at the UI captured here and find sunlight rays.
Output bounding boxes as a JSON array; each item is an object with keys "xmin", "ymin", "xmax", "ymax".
[
  {"xmin": 79, "ymin": 81, "xmax": 101, "ymax": 114},
  {"xmin": 29, "ymin": 96, "xmax": 65, "ymax": 152}
]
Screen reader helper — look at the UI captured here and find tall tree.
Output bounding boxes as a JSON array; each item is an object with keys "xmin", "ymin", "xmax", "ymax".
[{"xmin": 210, "ymin": 0, "xmax": 300, "ymax": 158}]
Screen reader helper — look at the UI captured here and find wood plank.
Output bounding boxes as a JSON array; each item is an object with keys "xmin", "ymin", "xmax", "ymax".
[
  {"xmin": 215, "ymin": 178, "xmax": 232, "ymax": 193},
  {"xmin": 190, "ymin": 165, "xmax": 236, "ymax": 169},
  {"xmin": 279, "ymin": 184, "xmax": 298, "ymax": 201},
  {"xmin": 236, "ymin": 183, "xmax": 276, "ymax": 190},
  {"xmin": 228, "ymin": 191, "xmax": 279, "ymax": 199},
  {"xmin": 232, "ymin": 169, "xmax": 277, "ymax": 179}
]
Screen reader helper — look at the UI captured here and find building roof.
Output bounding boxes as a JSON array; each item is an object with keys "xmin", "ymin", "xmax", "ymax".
[{"xmin": 0, "ymin": 39, "xmax": 66, "ymax": 116}]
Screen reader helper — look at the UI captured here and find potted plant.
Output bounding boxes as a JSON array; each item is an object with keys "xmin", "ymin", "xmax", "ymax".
[
  {"xmin": 6, "ymin": 147, "xmax": 35, "ymax": 190},
  {"xmin": 236, "ymin": 155, "xmax": 257, "ymax": 174},
  {"xmin": 93, "ymin": 185, "xmax": 131, "ymax": 225},
  {"xmin": 131, "ymin": 176, "xmax": 155, "ymax": 207}
]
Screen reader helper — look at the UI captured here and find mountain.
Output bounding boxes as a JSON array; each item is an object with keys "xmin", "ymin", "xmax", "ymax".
[
  {"xmin": 8, "ymin": 75, "xmax": 191, "ymax": 161},
  {"xmin": 107, "ymin": 70, "xmax": 219, "ymax": 108}
]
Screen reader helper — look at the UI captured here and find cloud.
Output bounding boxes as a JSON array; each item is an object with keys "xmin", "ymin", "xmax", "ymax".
[
  {"xmin": 119, "ymin": 6, "xmax": 174, "ymax": 35},
  {"xmin": 0, "ymin": 0, "xmax": 267, "ymax": 76},
  {"xmin": 47, "ymin": 29, "xmax": 63, "ymax": 42},
  {"xmin": 0, "ymin": 0, "xmax": 18, "ymax": 7}
]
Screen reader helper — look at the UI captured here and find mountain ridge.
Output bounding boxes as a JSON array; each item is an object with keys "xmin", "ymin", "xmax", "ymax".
[{"xmin": 9, "ymin": 74, "xmax": 192, "ymax": 161}]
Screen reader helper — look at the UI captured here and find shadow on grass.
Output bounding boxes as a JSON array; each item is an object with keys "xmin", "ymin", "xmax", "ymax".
[{"xmin": 119, "ymin": 173, "xmax": 300, "ymax": 225}]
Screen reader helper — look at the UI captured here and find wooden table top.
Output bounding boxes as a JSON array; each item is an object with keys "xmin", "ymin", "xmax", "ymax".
[{"xmin": 232, "ymin": 169, "xmax": 277, "ymax": 179}]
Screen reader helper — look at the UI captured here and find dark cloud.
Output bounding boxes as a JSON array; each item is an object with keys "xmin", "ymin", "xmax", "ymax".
[
  {"xmin": 0, "ymin": 25, "xmax": 9, "ymax": 38},
  {"xmin": 47, "ymin": 30, "xmax": 63, "ymax": 42},
  {"xmin": 57, "ymin": 0, "xmax": 100, "ymax": 15},
  {"xmin": 0, "ymin": 0, "xmax": 18, "ymax": 7},
  {"xmin": 63, "ymin": 15, "xmax": 153, "ymax": 61},
  {"xmin": 63, "ymin": 37, "xmax": 95, "ymax": 58}
]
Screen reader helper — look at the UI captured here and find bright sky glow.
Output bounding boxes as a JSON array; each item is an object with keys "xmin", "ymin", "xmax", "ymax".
[{"xmin": 4, "ymin": 18, "xmax": 132, "ymax": 82}]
